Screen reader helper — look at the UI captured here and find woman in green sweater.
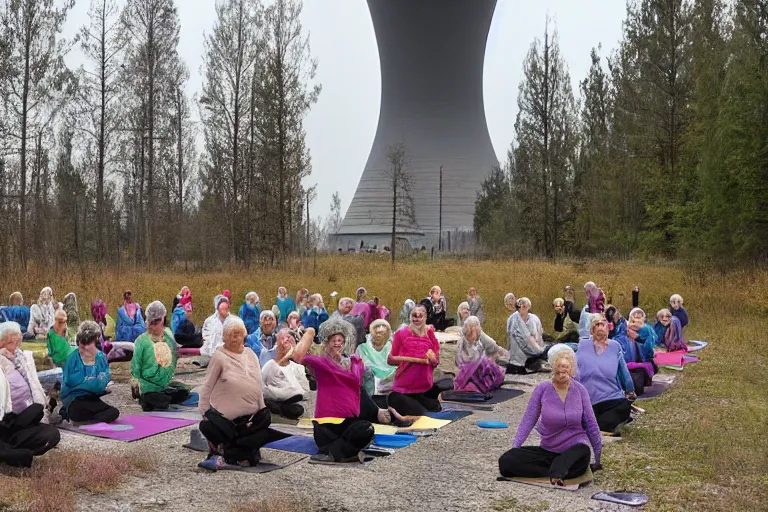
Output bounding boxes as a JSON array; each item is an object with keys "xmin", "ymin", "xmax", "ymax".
[
  {"xmin": 46, "ymin": 310, "xmax": 76, "ymax": 368},
  {"xmin": 130, "ymin": 301, "xmax": 189, "ymax": 411}
]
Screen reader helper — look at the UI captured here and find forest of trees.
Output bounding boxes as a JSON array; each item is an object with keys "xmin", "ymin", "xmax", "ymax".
[
  {"xmin": 0, "ymin": 0, "xmax": 318, "ymax": 271},
  {"xmin": 475, "ymin": 0, "xmax": 768, "ymax": 262},
  {"xmin": 2, "ymin": 0, "xmax": 766, "ymax": 271}
]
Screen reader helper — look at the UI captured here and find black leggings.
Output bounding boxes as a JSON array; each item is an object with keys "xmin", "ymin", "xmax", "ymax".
[
  {"xmin": 498, "ymin": 443, "xmax": 591, "ymax": 480},
  {"xmin": 140, "ymin": 387, "xmax": 190, "ymax": 411},
  {"xmin": 593, "ymin": 398, "xmax": 632, "ymax": 433},
  {"xmin": 265, "ymin": 395, "xmax": 304, "ymax": 421},
  {"xmin": 199, "ymin": 407, "xmax": 286, "ymax": 464},
  {"xmin": 67, "ymin": 395, "xmax": 120, "ymax": 424},
  {"xmin": 313, "ymin": 418, "xmax": 374, "ymax": 461},
  {"xmin": 0, "ymin": 404, "xmax": 60, "ymax": 467},
  {"xmin": 387, "ymin": 383, "xmax": 443, "ymax": 416}
]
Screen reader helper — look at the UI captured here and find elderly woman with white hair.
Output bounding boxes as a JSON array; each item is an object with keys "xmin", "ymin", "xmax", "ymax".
[
  {"xmin": 293, "ymin": 318, "xmax": 390, "ymax": 463},
  {"xmin": 0, "ymin": 322, "xmax": 60, "ymax": 467},
  {"xmin": 332, "ymin": 297, "xmax": 365, "ymax": 355},
  {"xmin": 669, "ymin": 294, "xmax": 689, "ymax": 329},
  {"xmin": 506, "ymin": 297, "xmax": 549, "ymax": 375},
  {"xmin": 46, "ymin": 309, "xmax": 76, "ymax": 368},
  {"xmin": 356, "ymin": 319, "xmax": 397, "ymax": 398},
  {"xmin": 301, "ymin": 293, "xmax": 329, "ymax": 341},
  {"xmin": 577, "ymin": 317, "xmax": 635, "ymax": 434},
  {"xmin": 261, "ymin": 328, "xmax": 309, "ymax": 420},
  {"xmin": 201, "ymin": 295, "xmax": 231, "ymax": 364},
  {"xmin": 238, "ymin": 292, "xmax": 261, "ymax": 335},
  {"xmin": 245, "ymin": 309, "xmax": 279, "ymax": 366},
  {"xmin": 456, "ymin": 301, "xmax": 471, "ymax": 327},
  {"xmin": 28, "ymin": 287, "xmax": 57, "ymax": 339},
  {"xmin": 499, "ymin": 347, "xmax": 602, "ymax": 484},
  {"xmin": 198, "ymin": 316, "xmax": 286, "ymax": 471},
  {"xmin": 131, "ymin": 301, "xmax": 189, "ymax": 411},
  {"xmin": 61, "ymin": 321, "xmax": 118, "ymax": 424},
  {"xmin": 454, "ymin": 316, "xmax": 506, "ymax": 394},
  {"xmin": 419, "ymin": 285, "xmax": 454, "ymax": 331}
]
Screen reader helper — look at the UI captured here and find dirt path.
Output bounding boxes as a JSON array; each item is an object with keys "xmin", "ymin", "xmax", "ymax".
[{"xmin": 66, "ymin": 357, "xmax": 629, "ymax": 512}]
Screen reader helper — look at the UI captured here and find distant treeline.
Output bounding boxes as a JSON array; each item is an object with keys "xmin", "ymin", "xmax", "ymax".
[{"xmin": 475, "ymin": 0, "xmax": 768, "ymax": 263}]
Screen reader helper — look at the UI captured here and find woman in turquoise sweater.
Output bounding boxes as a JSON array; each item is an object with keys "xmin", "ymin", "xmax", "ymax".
[
  {"xmin": 61, "ymin": 321, "xmax": 119, "ymax": 424},
  {"xmin": 130, "ymin": 301, "xmax": 189, "ymax": 411}
]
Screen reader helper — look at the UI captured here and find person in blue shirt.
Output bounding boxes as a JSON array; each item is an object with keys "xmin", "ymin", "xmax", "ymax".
[
  {"xmin": 276, "ymin": 287, "xmax": 296, "ymax": 324},
  {"xmin": 301, "ymin": 293, "xmax": 328, "ymax": 342},
  {"xmin": 61, "ymin": 321, "xmax": 119, "ymax": 424},
  {"xmin": 238, "ymin": 292, "xmax": 261, "ymax": 335}
]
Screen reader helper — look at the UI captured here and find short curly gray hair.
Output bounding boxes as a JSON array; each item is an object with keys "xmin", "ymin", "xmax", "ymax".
[{"xmin": 76, "ymin": 320, "xmax": 102, "ymax": 346}]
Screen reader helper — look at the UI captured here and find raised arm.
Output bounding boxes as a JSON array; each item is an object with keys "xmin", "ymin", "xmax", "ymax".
[
  {"xmin": 291, "ymin": 327, "xmax": 316, "ymax": 364},
  {"xmin": 512, "ymin": 384, "xmax": 544, "ymax": 448}
]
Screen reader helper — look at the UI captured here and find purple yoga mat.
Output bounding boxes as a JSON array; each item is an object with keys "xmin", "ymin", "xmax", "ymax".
[{"xmin": 59, "ymin": 414, "xmax": 197, "ymax": 442}]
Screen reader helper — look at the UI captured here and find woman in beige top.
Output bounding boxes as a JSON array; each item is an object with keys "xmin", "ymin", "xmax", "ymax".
[{"xmin": 197, "ymin": 316, "xmax": 285, "ymax": 471}]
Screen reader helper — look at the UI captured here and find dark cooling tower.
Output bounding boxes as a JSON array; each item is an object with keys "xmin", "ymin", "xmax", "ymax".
[{"xmin": 336, "ymin": 0, "xmax": 499, "ymax": 248}]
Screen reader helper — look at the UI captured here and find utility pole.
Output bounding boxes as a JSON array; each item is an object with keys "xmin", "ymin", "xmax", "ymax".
[{"xmin": 438, "ymin": 165, "xmax": 443, "ymax": 251}]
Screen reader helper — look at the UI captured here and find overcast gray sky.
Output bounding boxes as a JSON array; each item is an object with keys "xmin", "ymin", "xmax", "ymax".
[{"xmin": 63, "ymin": 0, "xmax": 627, "ymax": 220}]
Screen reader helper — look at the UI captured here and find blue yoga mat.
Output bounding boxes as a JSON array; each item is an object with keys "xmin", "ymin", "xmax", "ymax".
[
  {"xmin": 425, "ymin": 410, "xmax": 472, "ymax": 421},
  {"xmin": 264, "ymin": 435, "xmax": 319, "ymax": 455},
  {"xmin": 180, "ymin": 392, "xmax": 199, "ymax": 407},
  {"xmin": 476, "ymin": 421, "xmax": 508, "ymax": 429},
  {"xmin": 374, "ymin": 434, "xmax": 417, "ymax": 448}
]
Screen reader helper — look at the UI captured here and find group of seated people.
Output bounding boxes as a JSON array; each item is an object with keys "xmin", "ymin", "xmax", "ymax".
[{"xmin": 0, "ymin": 280, "xmax": 694, "ymax": 478}]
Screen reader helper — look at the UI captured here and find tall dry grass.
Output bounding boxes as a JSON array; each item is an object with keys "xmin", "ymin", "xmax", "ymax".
[
  {"xmin": 3, "ymin": 255, "xmax": 768, "ymax": 511},
  {"xmin": 0, "ymin": 449, "xmax": 152, "ymax": 512}
]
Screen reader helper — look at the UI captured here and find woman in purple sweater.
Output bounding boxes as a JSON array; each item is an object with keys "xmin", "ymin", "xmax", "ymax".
[{"xmin": 499, "ymin": 348, "xmax": 602, "ymax": 485}]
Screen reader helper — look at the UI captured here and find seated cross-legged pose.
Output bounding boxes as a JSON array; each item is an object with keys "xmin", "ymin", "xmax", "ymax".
[
  {"xmin": 131, "ymin": 302, "xmax": 189, "ymax": 411},
  {"xmin": 261, "ymin": 328, "xmax": 310, "ymax": 420},
  {"xmin": 653, "ymin": 309, "xmax": 687, "ymax": 352},
  {"xmin": 28, "ymin": 287, "xmax": 57, "ymax": 340},
  {"xmin": 506, "ymin": 298, "xmax": 549, "ymax": 375},
  {"xmin": 499, "ymin": 348, "xmax": 602, "ymax": 485},
  {"xmin": 276, "ymin": 287, "xmax": 297, "ymax": 325},
  {"xmin": 552, "ymin": 298, "xmax": 579, "ymax": 344},
  {"xmin": 45, "ymin": 310, "xmax": 76, "ymax": 369},
  {"xmin": 419, "ymin": 286, "xmax": 455, "ymax": 331},
  {"xmin": 577, "ymin": 317, "xmax": 635, "ymax": 434},
  {"xmin": 293, "ymin": 319, "xmax": 383, "ymax": 463},
  {"xmin": 198, "ymin": 316, "xmax": 284, "ymax": 471},
  {"xmin": 245, "ymin": 310, "xmax": 279, "ymax": 366},
  {"xmin": 356, "ymin": 319, "xmax": 397, "ymax": 400},
  {"xmin": 238, "ymin": 292, "xmax": 261, "ymax": 335},
  {"xmin": 456, "ymin": 302, "xmax": 471, "ymax": 328},
  {"xmin": 300, "ymin": 294, "xmax": 329, "ymax": 341},
  {"xmin": 467, "ymin": 287, "xmax": 485, "ymax": 326},
  {"xmin": 454, "ymin": 316, "xmax": 506, "ymax": 394},
  {"xmin": 0, "ymin": 322, "xmax": 60, "ymax": 467},
  {"xmin": 669, "ymin": 294, "xmax": 689, "ymax": 330},
  {"xmin": 5, "ymin": 292, "xmax": 32, "ymax": 340},
  {"xmin": 116, "ymin": 291, "xmax": 146, "ymax": 343},
  {"xmin": 61, "ymin": 321, "xmax": 119, "ymax": 425},
  {"xmin": 386, "ymin": 304, "xmax": 445, "ymax": 416},
  {"xmin": 201, "ymin": 295, "xmax": 231, "ymax": 364}
]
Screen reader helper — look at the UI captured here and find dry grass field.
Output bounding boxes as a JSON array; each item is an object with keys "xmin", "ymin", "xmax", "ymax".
[{"xmin": 1, "ymin": 255, "xmax": 767, "ymax": 511}]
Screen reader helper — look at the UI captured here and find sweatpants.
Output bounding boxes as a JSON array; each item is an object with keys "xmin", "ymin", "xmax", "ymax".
[
  {"xmin": 498, "ymin": 443, "xmax": 591, "ymax": 480},
  {"xmin": 140, "ymin": 387, "xmax": 190, "ymax": 411},
  {"xmin": 592, "ymin": 398, "xmax": 632, "ymax": 433},
  {"xmin": 0, "ymin": 404, "xmax": 60, "ymax": 467},
  {"xmin": 199, "ymin": 407, "xmax": 285, "ymax": 465},
  {"xmin": 387, "ymin": 383, "xmax": 443, "ymax": 416},
  {"xmin": 67, "ymin": 395, "xmax": 120, "ymax": 424},
  {"xmin": 264, "ymin": 395, "xmax": 304, "ymax": 421}
]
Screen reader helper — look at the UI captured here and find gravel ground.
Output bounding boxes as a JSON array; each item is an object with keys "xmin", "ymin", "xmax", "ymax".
[{"xmin": 64, "ymin": 354, "xmax": 632, "ymax": 512}]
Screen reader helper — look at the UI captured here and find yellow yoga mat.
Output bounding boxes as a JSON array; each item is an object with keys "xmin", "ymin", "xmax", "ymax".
[
  {"xmin": 398, "ymin": 416, "xmax": 452, "ymax": 431},
  {"xmin": 296, "ymin": 418, "xmax": 398, "ymax": 435}
]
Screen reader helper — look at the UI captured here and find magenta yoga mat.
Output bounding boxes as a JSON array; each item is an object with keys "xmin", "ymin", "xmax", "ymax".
[{"xmin": 58, "ymin": 414, "xmax": 197, "ymax": 442}]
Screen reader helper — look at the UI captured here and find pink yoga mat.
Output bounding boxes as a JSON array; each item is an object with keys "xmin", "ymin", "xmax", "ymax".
[
  {"xmin": 178, "ymin": 348, "xmax": 200, "ymax": 357},
  {"xmin": 654, "ymin": 350, "xmax": 686, "ymax": 367},
  {"xmin": 59, "ymin": 414, "xmax": 196, "ymax": 442}
]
